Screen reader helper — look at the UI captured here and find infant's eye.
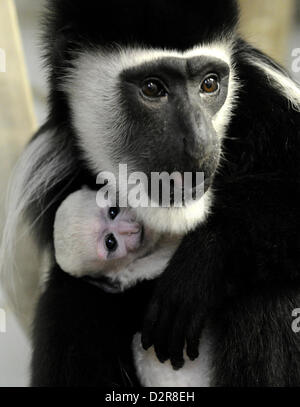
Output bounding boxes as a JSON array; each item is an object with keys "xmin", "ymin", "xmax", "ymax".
[
  {"xmin": 108, "ymin": 207, "xmax": 120, "ymax": 220},
  {"xmin": 105, "ymin": 234, "xmax": 118, "ymax": 252}
]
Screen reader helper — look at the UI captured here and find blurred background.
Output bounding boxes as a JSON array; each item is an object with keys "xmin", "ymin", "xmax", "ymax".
[{"xmin": 0, "ymin": 0, "xmax": 299, "ymax": 387}]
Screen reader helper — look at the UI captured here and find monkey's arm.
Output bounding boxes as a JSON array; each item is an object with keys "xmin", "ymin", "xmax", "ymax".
[
  {"xmin": 142, "ymin": 220, "xmax": 228, "ymax": 370},
  {"xmin": 142, "ymin": 177, "xmax": 300, "ymax": 369}
]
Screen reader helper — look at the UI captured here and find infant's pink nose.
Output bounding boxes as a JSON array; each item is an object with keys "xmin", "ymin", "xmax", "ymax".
[{"xmin": 118, "ymin": 221, "xmax": 141, "ymax": 236}]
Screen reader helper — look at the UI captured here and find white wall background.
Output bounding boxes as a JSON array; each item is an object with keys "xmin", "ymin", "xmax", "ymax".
[{"xmin": 0, "ymin": 0, "xmax": 299, "ymax": 387}]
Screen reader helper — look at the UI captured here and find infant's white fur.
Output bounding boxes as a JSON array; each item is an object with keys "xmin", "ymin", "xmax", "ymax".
[{"xmin": 54, "ymin": 188, "xmax": 180, "ymax": 291}]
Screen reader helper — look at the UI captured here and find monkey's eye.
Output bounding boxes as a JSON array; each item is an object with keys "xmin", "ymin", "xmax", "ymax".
[
  {"xmin": 108, "ymin": 207, "xmax": 120, "ymax": 220},
  {"xmin": 200, "ymin": 74, "xmax": 220, "ymax": 94},
  {"xmin": 105, "ymin": 234, "xmax": 118, "ymax": 252},
  {"xmin": 141, "ymin": 79, "xmax": 167, "ymax": 98}
]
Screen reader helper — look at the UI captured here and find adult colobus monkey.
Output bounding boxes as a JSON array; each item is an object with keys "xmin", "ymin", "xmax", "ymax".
[{"xmin": 1, "ymin": 0, "xmax": 300, "ymax": 386}]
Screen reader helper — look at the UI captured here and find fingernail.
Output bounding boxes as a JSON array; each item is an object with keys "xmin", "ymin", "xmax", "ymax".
[
  {"xmin": 172, "ymin": 360, "xmax": 184, "ymax": 370},
  {"xmin": 188, "ymin": 352, "xmax": 199, "ymax": 361},
  {"xmin": 158, "ymin": 356, "xmax": 167, "ymax": 364}
]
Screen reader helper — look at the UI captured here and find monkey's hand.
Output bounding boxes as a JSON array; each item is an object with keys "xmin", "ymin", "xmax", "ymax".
[{"xmin": 141, "ymin": 223, "xmax": 227, "ymax": 370}]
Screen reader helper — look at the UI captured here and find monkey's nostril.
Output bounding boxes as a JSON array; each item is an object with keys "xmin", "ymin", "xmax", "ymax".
[{"xmin": 118, "ymin": 221, "xmax": 141, "ymax": 236}]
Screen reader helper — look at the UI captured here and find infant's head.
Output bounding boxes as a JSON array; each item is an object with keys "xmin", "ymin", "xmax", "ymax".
[
  {"xmin": 96, "ymin": 206, "xmax": 143, "ymax": 261},
  {"xmin": 54, "ymin": 188, "xmax": 165, "ymax": 293},
  {"xmin": 54, "ymin": 189, "xmax": 144, "ymax": 277}
]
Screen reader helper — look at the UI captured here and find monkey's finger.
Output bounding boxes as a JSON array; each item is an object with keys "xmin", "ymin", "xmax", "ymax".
[
  {"xmin": 153, "ymin": 303, "xmax": 176, "ymax": 363},
  {"xmin": 141, "ymin": 301, "xmax": 160, "ymax": 350},
  {"xmin": 186, "ymin": 316, "xmax": 204, "ymax": 361},
  {"xmin": 168, "ymin": 310, "xmax": 186, "ymax": 370}
]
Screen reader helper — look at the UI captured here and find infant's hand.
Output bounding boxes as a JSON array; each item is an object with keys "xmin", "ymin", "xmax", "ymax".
[{"xmin": 54, "ymin": 188, "xmax": 103, "ymax": 277}]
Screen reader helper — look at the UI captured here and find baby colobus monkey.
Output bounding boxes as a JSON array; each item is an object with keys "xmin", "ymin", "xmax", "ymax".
[
  {"xmin": 53, "ymin": 189, "xmax": 209, "ymax": 387},
  {"xmin": 54, "ymin": 188, "xmax": 180, "ymax": 293}
]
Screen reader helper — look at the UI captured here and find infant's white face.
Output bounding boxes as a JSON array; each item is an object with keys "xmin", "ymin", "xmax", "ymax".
[
  {"xmin": 97, "ymin": 206, "xmax": 142, "ymax": 261},
  {"xmin": 54, "ymin": 188, "xmax": 172, "ymax": 292},
  {"xmin": 54, "ymin": 189, "xmax": 145, "ymax": 277}
]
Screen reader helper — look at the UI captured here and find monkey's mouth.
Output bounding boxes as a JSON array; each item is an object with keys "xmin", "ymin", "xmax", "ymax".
[
  {"xmin": 83, "ymin": 275, "xmax": 122, "ymax": 294},
  {"xmin": 140, "ymin": 225, "xmax": 145, "ymax": 244},
  {"xmin": 142, "ymin": 169, "xmax": 212, "ymax": 207},
  {"xmin": 167, "ymin": 177, "xmax": 211, "ymax": 206}
]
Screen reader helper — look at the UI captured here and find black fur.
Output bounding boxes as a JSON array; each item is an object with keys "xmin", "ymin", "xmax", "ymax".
[
  {"xmin": 29, "ymin": 0, "xmax": 300, "ymax": 386},
  {"xmin": 31, "ymin": 266, "xmax": 155, "ymax": 386}
]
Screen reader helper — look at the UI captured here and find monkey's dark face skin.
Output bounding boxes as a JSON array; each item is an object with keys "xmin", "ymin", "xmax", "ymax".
[{"xmin": 119, "ymin": 56, "xmax": 229, "ymax": 189}]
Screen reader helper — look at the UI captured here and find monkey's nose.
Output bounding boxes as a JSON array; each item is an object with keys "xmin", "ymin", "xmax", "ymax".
[{"xmin": 118, "ymin": 221, "xmax": 141, "ymax": 236}]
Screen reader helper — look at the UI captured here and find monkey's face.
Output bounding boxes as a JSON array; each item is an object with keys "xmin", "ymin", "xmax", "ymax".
[
  {"xmin": 118, "ymin": 56, "xmax": 230, "ymax": 189},
  {"xmin": 66, "ymin": 45, "xmax": 236, "ymax": 232}
]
